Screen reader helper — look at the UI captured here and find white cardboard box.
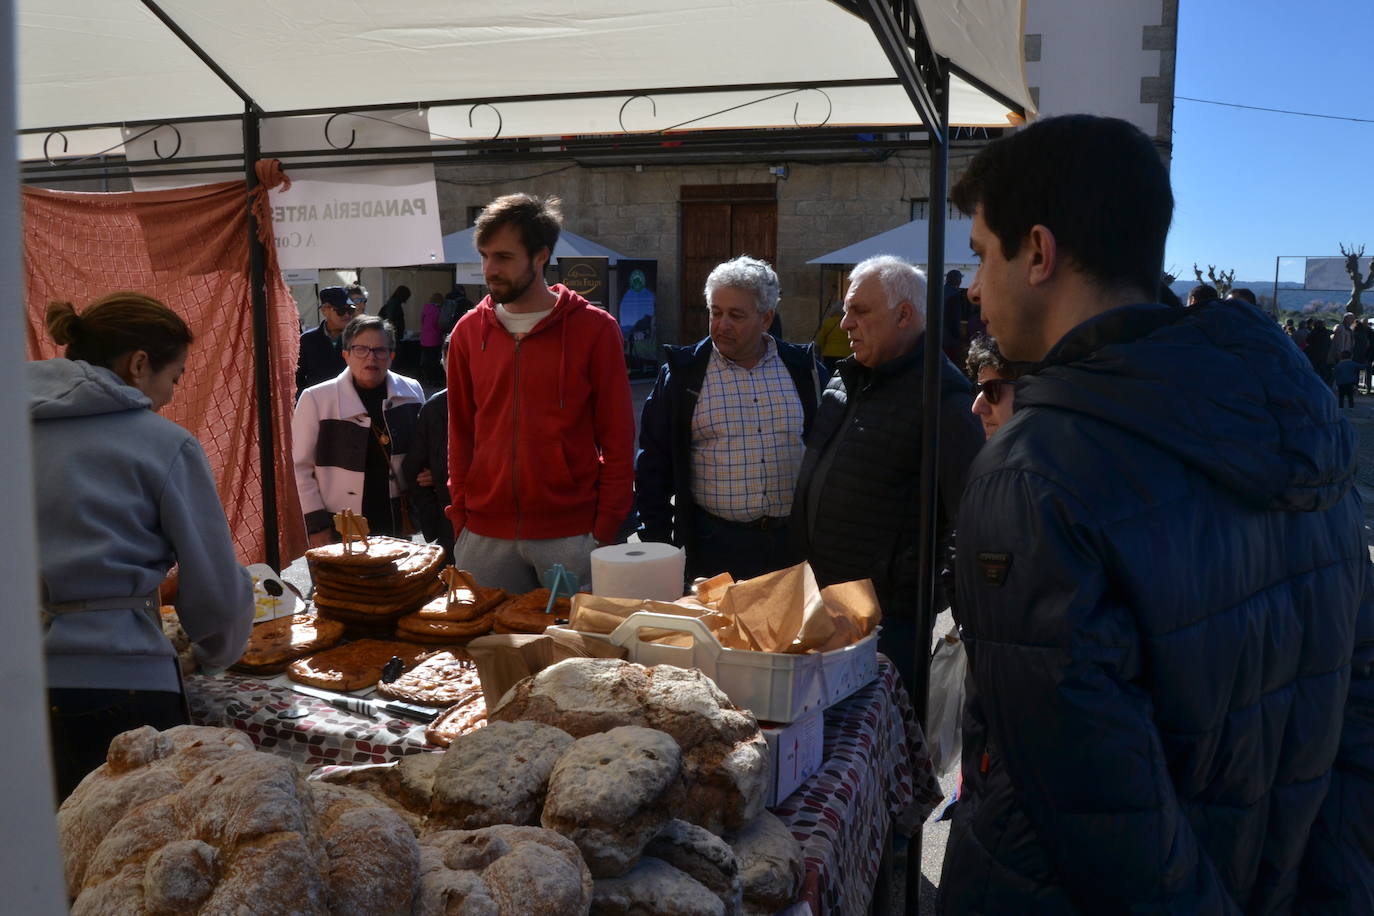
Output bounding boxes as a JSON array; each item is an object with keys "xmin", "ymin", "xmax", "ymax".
[{"xmin": 762, "ymin": 708, "xmax": 824, "ymax": 808}]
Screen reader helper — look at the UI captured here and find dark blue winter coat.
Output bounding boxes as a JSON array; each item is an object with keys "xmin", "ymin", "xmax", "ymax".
[{"xmin": 942, "ymin": 300, "xmax": 1374, "ymax": 913}]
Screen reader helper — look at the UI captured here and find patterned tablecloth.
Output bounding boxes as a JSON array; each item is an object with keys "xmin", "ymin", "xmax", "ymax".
[
  {"xmin": 774, "ymin": 656, "xmax": 942, "ymax": 916},
  {"xmin": 185, "ymin": 653, "xmax": 938, "ymax": 915},
  {"xmin": 185, "ymin": 673, "xmax": 436, "ymax": 767}
]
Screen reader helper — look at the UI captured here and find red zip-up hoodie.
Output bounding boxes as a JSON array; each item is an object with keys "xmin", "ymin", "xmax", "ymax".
[{"xmin": 444, "ymin": 285, "xmax": 634, "ymax": 544}]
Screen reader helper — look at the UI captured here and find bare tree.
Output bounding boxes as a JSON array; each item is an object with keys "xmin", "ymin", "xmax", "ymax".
[
  {"xmin": 1193, "ymin": 263, "xmax": 1236, "ymax": 299},
  {"xmin": 1339, "ymin": 243, "xmax": 1374, "ymax": 317}
]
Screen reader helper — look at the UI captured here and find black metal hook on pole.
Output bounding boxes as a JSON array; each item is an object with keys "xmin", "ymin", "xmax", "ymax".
[
  {"xmin": 323, "ymin": 113, "xmax": 357, "ymax": 150},
  {"xmin": 618, "ymin": 94, "xmax": 657, "ymax": 133},
  {"xmin": 791, "ymin": 88, "xmax": 834, "ymax": 129},
  {"xmin": 151, "ymin": 123, "xmax": 182, "ymax": 160},
  {"xmin": 467, "ymin": 103, "xmax": 503, "ymax": 140},
  {"xmin": 42, "ymin": 131, "xmax": 69, "ymax": 166}
]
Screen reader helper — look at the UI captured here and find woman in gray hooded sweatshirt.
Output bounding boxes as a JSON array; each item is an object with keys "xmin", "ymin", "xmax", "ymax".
[{"xmin": 30, "ymin": 292, "xmax": 252, "ymax": 800}]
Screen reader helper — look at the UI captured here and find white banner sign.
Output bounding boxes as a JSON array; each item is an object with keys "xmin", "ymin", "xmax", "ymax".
[
  {"xmin": 1306, "ymin": 256, "xmax": 1374, "ymax": 291},
  {"xmin": 122, "ymin": 110, "xmax": 444, "ymax": 268},
  {"xmin": 267, "ymin": 164, "xmax": 442, "ymax": 269}
]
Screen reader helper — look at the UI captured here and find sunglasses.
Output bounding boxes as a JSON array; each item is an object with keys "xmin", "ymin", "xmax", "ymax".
[
  {"xmin": 325, "ymin": 305, "xmax": 358, "ymax": 316},
  {"xmin": 974, "ymin": 378, "xmax": 1015, "ymax": 406}
]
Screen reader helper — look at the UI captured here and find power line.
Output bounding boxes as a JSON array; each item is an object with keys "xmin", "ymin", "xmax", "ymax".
[{"xmin": 1175, "ymin": 96, "xmax": 1374, "ymax": 125}]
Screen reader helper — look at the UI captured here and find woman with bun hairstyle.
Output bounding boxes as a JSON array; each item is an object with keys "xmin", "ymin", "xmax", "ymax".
[{"xmin": 30, "ymin": 292, "xmax": 252, "ymax": 800}]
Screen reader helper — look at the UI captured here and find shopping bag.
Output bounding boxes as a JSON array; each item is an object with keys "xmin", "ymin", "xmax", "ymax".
[{"xmin": 926, "ymin": 627, "xmax": 968, "ymax": 777}]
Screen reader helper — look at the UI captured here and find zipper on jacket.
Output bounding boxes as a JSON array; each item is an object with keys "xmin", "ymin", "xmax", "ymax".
[{"xmin": 511, "ymin": 338, "xmax": 523, "ymax": 540}]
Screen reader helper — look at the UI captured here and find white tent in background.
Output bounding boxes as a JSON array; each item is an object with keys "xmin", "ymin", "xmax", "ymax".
[
  {"xmin": 808, "ymin": 218, "xmax": 979, "ymax": 268},
  {"xmin": 441, "ymin": 226, "xmax": 627, "ymax": 266}
]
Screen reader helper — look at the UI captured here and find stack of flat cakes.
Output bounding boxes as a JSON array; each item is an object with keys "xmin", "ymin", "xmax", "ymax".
[
  {"xmin": 307, "ymin": 536, "xmax": 447, "ymax": 635},
  {"xmin": 396, "ymin": 569, "xmax": 507, "ymax": 644}
]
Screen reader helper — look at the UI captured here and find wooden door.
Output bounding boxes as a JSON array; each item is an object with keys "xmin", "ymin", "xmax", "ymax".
[{"xmin": 679, "ymin": 186, "xmax": 778, "ymax": 342}]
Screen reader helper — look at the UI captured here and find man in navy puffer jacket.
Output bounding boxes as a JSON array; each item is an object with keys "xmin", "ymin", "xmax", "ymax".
[{"xmin": 939, "ymin": 114, "xmax": 1374, "ymax": 913}]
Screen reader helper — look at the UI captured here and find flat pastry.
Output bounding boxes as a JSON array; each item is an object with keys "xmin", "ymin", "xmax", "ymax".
[
  {"xmin": 395, "ymin": 610, "xmax": 496, "ymax": 641},
  {"xmin": 313, "ymin": 577, "xmax": 445, "ymax": 616},
  {"xmin": 375, "ymin": 650, "xmax": 484, "ymax": 708},
  {"xmin": 234, "ymin": 613, "xmax": 346, "ymax": 673},
  {"xmin": 304, "ymin": 536, "xmax": 414, "ymax": 568},
  {"xmin": 425, "ymin": 693, "xmax": 489, "ymax": 747},
  {"xmin": 494, "ymin": 588, "xmax": 569, "ymax": 634},
  {"xmin": 431, "ymin": 570, "xmax": 508, "ymax": 622},
  {"xmin": 287, "ymin": 639, "xmax": 428, "ymax": 692}
]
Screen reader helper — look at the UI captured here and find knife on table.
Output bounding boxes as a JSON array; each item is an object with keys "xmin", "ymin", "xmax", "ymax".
[{"xmin": 285, "ymin": 684, "xmax": 438, "ymax": 723}]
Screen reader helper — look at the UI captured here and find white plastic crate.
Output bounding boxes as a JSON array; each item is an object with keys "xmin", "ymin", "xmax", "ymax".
[{"xmin": 597, "ymin": 611, "xmax": 880, "ymax": 723}]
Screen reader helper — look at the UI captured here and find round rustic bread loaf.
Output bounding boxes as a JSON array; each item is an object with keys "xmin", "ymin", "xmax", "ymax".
[
  {"xmin": 60, "ymin": 725, "xmax": 419, "ymax": 915},
  {"xmin": 490, "ymin": 658, "xmax": 768, "ymax": 834},
  {"xmin": 311, "ymin": 752, "xmax": 443, "ymax": 833},
  {"xmin": 430, "ymin": 720, "xmax": 574, "ymax": 829},
  {"xmin": 416, "ymin": 825, "xmax": 592, "ymax": 915},
  {"xmin": 590, "ymin": 856, "xmax": 726, "ymax": 916},
  {"xmin": 541, "ymin": 725, "xmax": 682, "ymax": 877},
  {"xmin": 729, "ymin": 810, "xmax": 804, "ymax": 915},
  {"xmin": 646, "ymin": 818, "xmax": 743, "ymax": 914},
  {"xmin": 310, "ymin": 782, "xmax": 423, "ymax": 914},
  {"xmin": 59, "ymin": 725, "xmax": 257, "ymax": 897}
]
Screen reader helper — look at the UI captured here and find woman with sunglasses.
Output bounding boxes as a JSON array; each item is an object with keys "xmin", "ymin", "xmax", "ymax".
[
  {"xmin": 966, "ymin": 334, "xmax": 1033, "ymax": 440},
  {"xmin": 293, "ymin": 314, "xmax": 425, "ymax": 547}
]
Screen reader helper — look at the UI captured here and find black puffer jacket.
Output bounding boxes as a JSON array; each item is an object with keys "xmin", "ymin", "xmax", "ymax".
[
  {"xmin": 791, "ymin": 341, "xmax": 983, "ymax": 616},
  {"xmin": 942, "ymin": 301, "xmax": 1374, "ymax": 914}
]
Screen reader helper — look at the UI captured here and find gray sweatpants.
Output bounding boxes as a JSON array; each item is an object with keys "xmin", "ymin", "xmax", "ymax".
[{"xmin": 453, "ymin": 529, "xmax": 595, "ymax": 593}]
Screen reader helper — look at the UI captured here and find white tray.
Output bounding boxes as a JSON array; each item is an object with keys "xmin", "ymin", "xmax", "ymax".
[{"xmin": 597, "ymin": 611, "xmax": 880, "ymax": 723}]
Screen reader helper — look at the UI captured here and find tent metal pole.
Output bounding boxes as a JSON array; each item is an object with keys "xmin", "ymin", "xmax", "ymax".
[
  {"xmin": 907, "ymin": 60, "xmax": 951, "ymax": 916},
  {"xmin": 243, "ymin": 107, "xmax": 280, "ymax": 570}
]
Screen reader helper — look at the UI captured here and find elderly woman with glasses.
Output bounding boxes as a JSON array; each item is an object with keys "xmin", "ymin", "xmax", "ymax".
[
  {"xmin": 292, "ymin": 314, "xmax": 425, "ymax": 546},
  {"xmin": 966, "ymin": 334, "xmax": 1034, "ymax": 440}
]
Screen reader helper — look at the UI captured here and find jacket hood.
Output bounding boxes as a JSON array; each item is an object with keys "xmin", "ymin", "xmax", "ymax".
[
  {"xmin": 474, "ymin": 284, "xmax": 590, "ymax": 409},
  {"xmin": 1016, "ymin": 301, "xmax": 1356, "ymax": 513},
  {"xmin": 28, "ymin": 358, "xmax": 150, "ymax": 421}
]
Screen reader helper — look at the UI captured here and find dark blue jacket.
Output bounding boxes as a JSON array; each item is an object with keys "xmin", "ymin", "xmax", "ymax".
[
  {"xmin": 296, "ymin": 322, "xmax": 346, "ymax": 397},
  {"xmin": 635, "ymin": 337, "xmax": 826, "ymax": 548},
  {"xmin": 942, "ymin": 300, "xmax": 1374, "ymax": 914}
]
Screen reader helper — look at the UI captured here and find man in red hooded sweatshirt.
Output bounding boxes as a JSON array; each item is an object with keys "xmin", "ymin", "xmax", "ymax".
[{"xmin": 446, "ymin": 193, "xmax": 635, "ymax": 592}]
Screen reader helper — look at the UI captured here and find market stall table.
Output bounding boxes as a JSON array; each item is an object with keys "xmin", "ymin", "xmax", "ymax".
[{"xmin": 186, "ymin": 654, "xmax": 938, "ymax": 914}]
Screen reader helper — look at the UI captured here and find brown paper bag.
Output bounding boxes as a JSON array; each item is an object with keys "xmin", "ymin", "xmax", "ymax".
[
  {"xmin": 570, "ymin": 593, "xmax": 710, "ymax": 642},
  {"xmin": 819, "ymin": 578, "xmax": 882, "ymax": 637},
  {"xmin": 465, "ymin": 631, "xmax": 626, "ymax": 709},
  {"xmin": 719, "ymin": 563, "xmax": 813, "ymax": 653}
]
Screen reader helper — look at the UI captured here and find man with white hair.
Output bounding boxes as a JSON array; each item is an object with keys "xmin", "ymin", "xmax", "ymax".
[
  {"xmin": 790, "ymin": 255, "xmax": 982, "ymax": 691},
  {"xmin": 636, "ymin": 256, "xmax": 826, "ymax": 581}
]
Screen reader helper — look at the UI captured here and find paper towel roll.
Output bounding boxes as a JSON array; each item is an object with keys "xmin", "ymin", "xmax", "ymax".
[{"xmin": 591, "ymin": 542, "xmax": 686, "ymax": 601}]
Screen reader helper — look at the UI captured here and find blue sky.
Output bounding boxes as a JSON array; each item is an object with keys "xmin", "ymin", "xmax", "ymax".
[{"xmin": 1164, "ymin": 0, "xmax": 1372, "ymax": 285}]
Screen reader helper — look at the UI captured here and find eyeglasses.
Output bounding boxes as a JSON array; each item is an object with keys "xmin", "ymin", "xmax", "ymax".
[
  {"xmin": 974, "ymin": 378, "xmax": 1015, "ymax": 406},
  {"xmin": 347, "ymin": 345, "xmax": 394, "ymax": 359}
]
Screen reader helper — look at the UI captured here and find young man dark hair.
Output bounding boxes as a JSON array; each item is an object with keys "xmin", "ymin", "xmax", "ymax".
[
  {"xmin": 942, "ymin": 113, "xmax": 1374, "ymax": 912},
  {"xmin": 1228, "ymin": 286, "xmax": 1257, "ymax": 305},
  {"xmin": 951, "ymin": 113, "xmax": 1171, "ymax": 301},
  {"xmin": 474, "ymin": 193, "xmax": 563, "ymax": 259}
]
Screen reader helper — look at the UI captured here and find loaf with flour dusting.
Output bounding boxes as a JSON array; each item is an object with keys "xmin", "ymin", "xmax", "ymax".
[{"xmin": 490, "ymin": 658, "xmax": 768, "ymax": 834}]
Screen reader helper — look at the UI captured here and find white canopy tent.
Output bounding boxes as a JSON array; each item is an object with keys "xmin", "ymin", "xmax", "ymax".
[
  {"xmin": 441, "ymin": 225, "xmax": 628, "ymax": 266},
  {"xmin": 18, "ymin": 1, "xmax": 1032, "ymax": 146},
  {"xmin": 809, "ymin": 218, "xmax": 978, "ymax": 267}
]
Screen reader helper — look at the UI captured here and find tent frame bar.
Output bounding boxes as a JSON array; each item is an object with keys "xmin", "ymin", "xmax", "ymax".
[{"xmin": 139, "ymin": 0, "xmax": 259, "ymax": 113}]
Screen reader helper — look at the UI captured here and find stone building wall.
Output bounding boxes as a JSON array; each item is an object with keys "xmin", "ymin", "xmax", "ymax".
[{"xmin": 436, "ymin": 150, "xmax": 975, "ymax": 345}]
